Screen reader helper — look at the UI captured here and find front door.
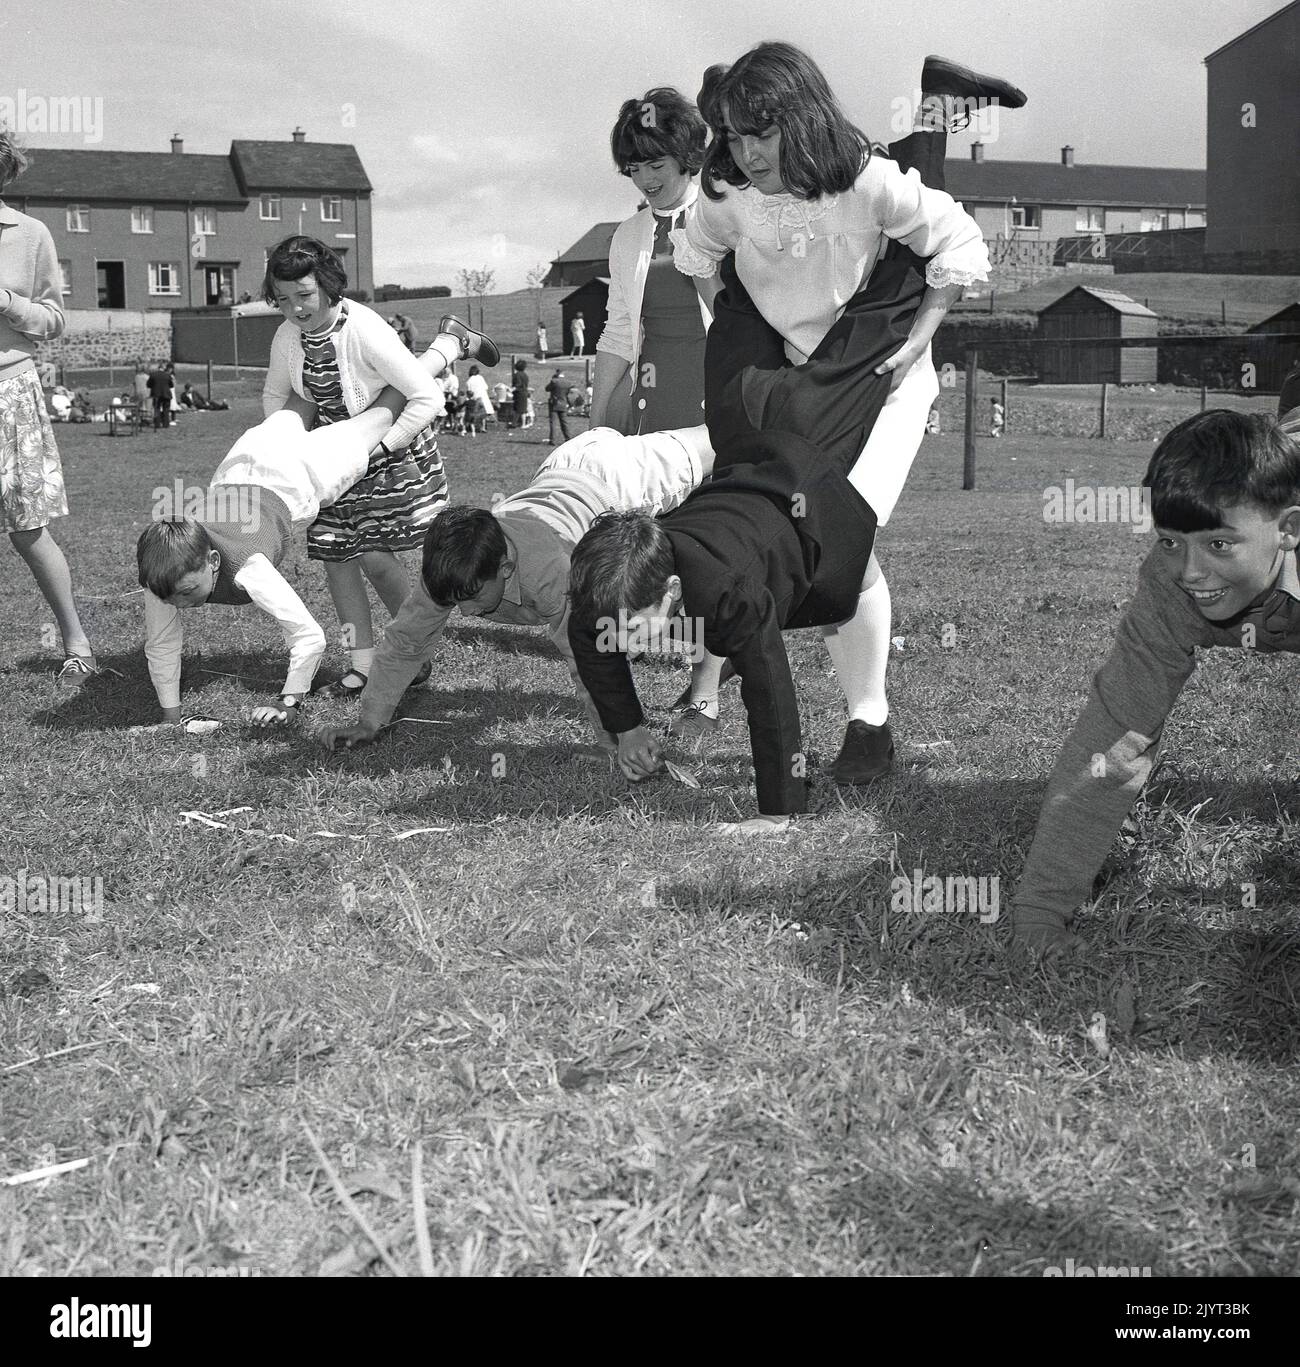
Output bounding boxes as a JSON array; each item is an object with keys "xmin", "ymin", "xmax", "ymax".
[
  {"xmin": 204, "ymin": 265, "xmax": 235, "ymax": 306},
  {"xmin": 96, "ymin": 261, "xmax": 125, "ymax": 309}
]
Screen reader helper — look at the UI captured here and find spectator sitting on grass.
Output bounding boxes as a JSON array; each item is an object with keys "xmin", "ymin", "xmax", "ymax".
[{"xmin": 1011, "ymin": 402, "xmax": 1300, "ymax": 959}]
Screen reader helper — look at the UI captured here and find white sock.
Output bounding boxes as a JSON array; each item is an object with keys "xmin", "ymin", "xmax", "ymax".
[
  {"xmin": 348, "ymin": 647, "xmax": 375, "ymax": 678},
  {"xmin": 427, "ymin": 335, "xmax": 460, "ymax": 373},
  {"xmin": 832, "ymin": 577, "xmax": 891, "ymax": 726}
]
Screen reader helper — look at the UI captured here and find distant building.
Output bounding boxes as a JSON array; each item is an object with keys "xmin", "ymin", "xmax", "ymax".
[
  {"xmin": 6, "ymin": 128, "xmax": 373, "ymax": 311},
  {"xmin": 546, "ymin": 223, "xmax": 619, "ymax": 287},
  {"xmin": 945, "ymin": 146, "xmax": 1205, "ymax": 266},
  {"xmin": 1037, "ymin": 286, "xmax": 1159, "ymax": 385},
  {"xmin": 1246, "ymin": 300, "xmax": 1300, "ymax": 393},
  {"xmin": 1204, "ymin": 0, "xmax": 1300, "ymax": 266}
]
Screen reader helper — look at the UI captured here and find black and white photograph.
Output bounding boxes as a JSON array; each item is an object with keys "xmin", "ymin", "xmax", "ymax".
[{"xmin": 1, "ymin": 0, "xmax": 1297, "ymax": 1306}]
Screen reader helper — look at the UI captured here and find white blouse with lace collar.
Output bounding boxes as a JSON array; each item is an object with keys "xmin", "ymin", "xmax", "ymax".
[{"xmin": 672, "ymin": 155, "xmax": 989, "ymax": 364}]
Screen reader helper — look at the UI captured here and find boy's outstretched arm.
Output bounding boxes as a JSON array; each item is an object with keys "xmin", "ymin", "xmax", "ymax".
[
  {"xmin": 567, "ymin": 609, "xmax": 658, "ymax": 776},
  {"xmin": 320, "ymin": 583, "xmax": 454, "ymax": 748},
  {"xmin": 547, "ymin": 612, "xmax": 616, "ymax": 750},
  {"xmin": 712, "ymin": 587, "xmax": 804, "ymax": 825},
  {"xmin": 233, "ymin": 555, "xmax": 327, "ymax": 724},
  {"xmin": 143, "ymin": 589, "xmax": 184, "ymax": 721},
  {"xmin": 1012, "ymin": 559, "xmax": 1210, "ymax": 953}
]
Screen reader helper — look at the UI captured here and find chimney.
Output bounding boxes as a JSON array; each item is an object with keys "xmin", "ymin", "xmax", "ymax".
[
  {"xmin": 291, "ymin": 127, "xmax": 306, "ymax": 143},
  {"xmin": 170, "ymin": 134, "xmax": 183, "ymax": 154},
  {"xmin": 1061, "ymin": 145, "xmax": 1075, "ymax": 167},
  {"xmin": 971, "ymin": 140, "xmax": 985, "ymax": 163}
]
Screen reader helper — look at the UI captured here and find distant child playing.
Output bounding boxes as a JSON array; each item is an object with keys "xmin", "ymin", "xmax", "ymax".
[
  {"xmin": 1012, "ymin": 404, "xmax": 1300, "ymax": 956},
  {"xmin": 262, "ymin": 236, "xmax": 498, "ymax": 697},
  {"xmin": 136, "ymin": 391, "xmax": 407, "ymax": 724}
]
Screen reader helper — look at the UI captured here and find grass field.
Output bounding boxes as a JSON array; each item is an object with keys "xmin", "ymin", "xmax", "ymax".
[{"xmin": 1, "ymin": 397, "xmax": 1298, "ymax": 1278}]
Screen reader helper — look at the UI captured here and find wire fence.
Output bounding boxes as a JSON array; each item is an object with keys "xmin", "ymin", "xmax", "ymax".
[{"xmin": 956, "ymin": 332, "xmax": 1300, "ymax": 489}]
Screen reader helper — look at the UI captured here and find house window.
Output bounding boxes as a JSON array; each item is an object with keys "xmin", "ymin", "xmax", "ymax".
[
  {"xmin": 58, "ymin": 259, "xmax": 72, "ymax": 296},
  {"xmin": 1010, "ymin": 204, "xmax": 1041, "ymax": 230},
  {"xmin": 194, "ymin": 206, "xmax": 216, "ymax": 235},
  {"xmin": 1141, "ymin": 209, "xmax": 1169, "ymax": 232},
  {"xmin": 320, "ymin": 196, "xmax": 341, "ymax": 222},
  {"xmin": 1076, "ymin": 206, "xmax": 1103, "ymax": 232},
  {"xmin": 66, "ymin": 204, "xmax": 90, "ymax": 232},
  {"xmin": 260, "ymin": 195, "xmax": 281, "ymax": 221},
  {"xmin": 148, "ymin": 262, "xmax": 181, "ymax": 296},
  {"xmin": 131, "ymin": 205, "xmax": 154, "ymax": 234}
]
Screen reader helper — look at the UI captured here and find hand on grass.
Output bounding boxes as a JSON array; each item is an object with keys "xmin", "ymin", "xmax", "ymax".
[
  {"xmin": 250, "ymin": 701, "xmax": 293, "ymax": 728},
  {"xmin": 617, "ymin": 725, "xmax": 663, "ymax": 782},
  {"xmin": 319, "ymin": 719, "xmax": 383, "ymax": 750}
]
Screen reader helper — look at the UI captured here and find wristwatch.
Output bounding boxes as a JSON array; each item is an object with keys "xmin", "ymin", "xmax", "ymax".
[{"xmin": 277, "ymin": 693, "xmax": 301, "ymax": 712}]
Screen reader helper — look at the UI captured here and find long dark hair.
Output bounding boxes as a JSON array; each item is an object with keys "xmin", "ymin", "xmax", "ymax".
[{"xmin": 699, "ymin": 42, "xmax": 871, "ymax": 201}]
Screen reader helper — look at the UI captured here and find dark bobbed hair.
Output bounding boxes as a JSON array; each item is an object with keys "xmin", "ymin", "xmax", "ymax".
[
  {"xmin": 568, "ymin": 510, "xmax": 676, "ymax": 622},
  {"xmin": 610, "ymin": 87, "xmax": 707, "ymax": 177},
  {"xmin": 421, "ymin": 506, "xmax": 509, "ymax": 606},
  {"xmin": 0, "ymin": 125, "xmax": 30, "ymax": 193},
  {"xmin": 137, "ymin": 519, "xmax": 214, "ymax": 598},
  {"xmin": 262, "ymin": 235, "xmax": 349, "ymax": 306},
  {"xmin": 1145, "ymin": 411, "xmax": 1300, "ymax": 532},
  {"xmin": 698, "ymin": 42, "xmax": 871, "ymax": 201}
]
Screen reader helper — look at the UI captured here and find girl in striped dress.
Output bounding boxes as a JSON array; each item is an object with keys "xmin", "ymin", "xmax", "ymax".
[{"xmin": 263, "ymin": 237, "xmax": 496, "ymax": 694}]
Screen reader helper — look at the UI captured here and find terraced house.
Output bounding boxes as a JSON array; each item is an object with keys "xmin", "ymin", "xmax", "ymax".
[{"xmin": 5, "ymin": 128, "xmax": 373, "ymax": 311}]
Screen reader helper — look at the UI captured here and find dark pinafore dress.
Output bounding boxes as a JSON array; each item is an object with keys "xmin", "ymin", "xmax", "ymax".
[{"xmin": 630, "ymin": 209, "xmax": 707, "ymax": 434}]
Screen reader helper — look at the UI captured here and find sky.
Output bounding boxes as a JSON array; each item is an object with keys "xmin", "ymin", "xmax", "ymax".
[{"xmin": 0, "ymin": 0, "xmax": 1285, "ymax": 292}]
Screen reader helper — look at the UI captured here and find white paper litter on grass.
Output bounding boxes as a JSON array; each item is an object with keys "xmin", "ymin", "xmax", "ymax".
[
  {"xmin": 390, "ymin": 827, "xmax": 452, "ymax": 840},
  {"xmin": 179, "ymin": 810, "xmax": 229, "ymax": 829},
  {"xmin": 2, "ymin": 1157, "xmax": 92, "ymax": 1187},
  {"xmin": 664, "ymin": 760, "xmax": 702, "ymax": 789}
]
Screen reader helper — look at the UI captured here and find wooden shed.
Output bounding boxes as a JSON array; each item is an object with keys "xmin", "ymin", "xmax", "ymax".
[
  {"xmin": 1037, "ymin": 286, "xmax": 1159, "ymax": 385},
  {"xmin": 1246, "ymin": 301, "xmax": 1300, "ymax": 394},
  {"xmin": 561, "ymin": 278, "xmax": 609, "ymax": 357}
]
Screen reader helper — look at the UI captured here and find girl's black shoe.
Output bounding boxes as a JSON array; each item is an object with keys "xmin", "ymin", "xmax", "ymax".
[{"xmin": 830, "ymin": 719, "xmax": 895, "ymax": 785}]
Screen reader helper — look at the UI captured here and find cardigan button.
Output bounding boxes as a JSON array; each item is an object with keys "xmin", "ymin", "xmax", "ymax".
[{"xmin": 637, "ymin": 399, "xmax": 647, "ymax": 410}]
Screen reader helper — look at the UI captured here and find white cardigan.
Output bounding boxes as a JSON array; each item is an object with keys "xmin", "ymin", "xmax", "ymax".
[
  {"xmin": 263, "ymin": 298, "xmax": 443, "ymax": 450},
  {"xmin": 596, "ymin": 182, "xmax": 711, "ymax": 394}
]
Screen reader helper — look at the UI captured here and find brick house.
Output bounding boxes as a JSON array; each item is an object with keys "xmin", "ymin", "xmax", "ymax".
[
  {"xmin": 945, "ymin": 145, "xmax": 1205, "ymax": 266},
  {"xmin": 5, "ymin": 128, "xmax": 373, "ymax": 311}
]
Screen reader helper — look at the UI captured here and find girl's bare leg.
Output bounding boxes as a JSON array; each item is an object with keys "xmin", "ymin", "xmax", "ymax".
[{"xmin": 11, "ymin": 527, "xmax": 92, "ymax": 660}]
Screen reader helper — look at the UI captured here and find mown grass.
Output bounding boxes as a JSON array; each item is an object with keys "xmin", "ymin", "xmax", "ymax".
[{"xmin": 1, "ymin": 400, "xmax": 1297, "ymax": 1277}]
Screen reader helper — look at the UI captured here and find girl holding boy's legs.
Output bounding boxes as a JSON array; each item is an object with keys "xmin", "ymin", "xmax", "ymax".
[
  {"xmin": 679, "ymin": 75, "xmax": 1018, "ymax": 777},
  {"xmin": 319, "ymin": 325, "xmax": 476, "ymax": 692}
]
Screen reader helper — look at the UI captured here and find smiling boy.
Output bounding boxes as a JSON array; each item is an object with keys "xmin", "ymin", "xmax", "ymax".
[{"xmin": 1012, "ymin": 408, "xmax": 1300, "ymax": 955}]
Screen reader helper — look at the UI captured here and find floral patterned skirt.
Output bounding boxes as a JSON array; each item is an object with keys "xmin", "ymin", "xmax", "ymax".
[{"xmin": 0, "ymin": 367, "xmax": 69, "ymax": 532}]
